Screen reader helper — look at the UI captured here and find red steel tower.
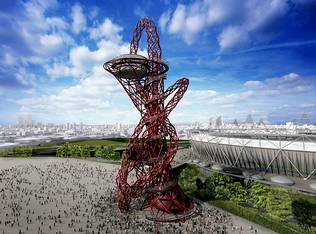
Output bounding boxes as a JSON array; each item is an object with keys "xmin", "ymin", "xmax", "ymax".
[{"xmin": 104, "ymin": 17, "xmax": 200, "ymax": 222}]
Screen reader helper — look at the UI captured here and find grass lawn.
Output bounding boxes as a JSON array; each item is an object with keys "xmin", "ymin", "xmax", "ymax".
[
  {"xmin": 69, "ymin": 139, "xmax": 127, "ymax": 147},
  {"xmin": 209, "ymin": 200, "xmax": 310, "ymax": 234}
]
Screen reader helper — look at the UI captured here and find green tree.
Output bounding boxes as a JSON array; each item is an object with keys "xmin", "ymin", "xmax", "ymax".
[
  {"xmin": 13, "ymin": 146, "xmax": 32, "ymax": 157},
  {"xmin": 95, "ymin": 146, "xmax": 108, "ymax": 158},
  {"xmin": 204, "ymin": 173, "xmax": 233, "ymax": 200},
  {"xmin": 227, "ymin": 182, "xmax": 248, "ymax": 202},
  {"xmin": 80, "ymin": 145, "xmax": 90, "ymax": 158},
  {"xmin": 57, "ymin": 142, "xmax": 71, "ymax": 157},
  {"xmin": 69, "ymin": 144, "xmax": 81, "ymax": 157},
  {"xmin": 178, "ymin": 164, "xmax": 200, "ymax": 194},
  {"xmin": 249, "ymin": 182, "xmax": 292, "ymax": 221},
  {"xmin": 249, "ymin": 182, "xmax": 271, "ymax": 209},
  {"xmin": 292, "ymin": 199, "xmax": 316, "ymax": 228},
  {"xmin": 266, "ymin": 187, "xmax": 292, "ymax": 221}
]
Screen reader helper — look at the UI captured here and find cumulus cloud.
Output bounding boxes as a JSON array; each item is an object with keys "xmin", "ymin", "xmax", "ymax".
[
  {"xmin": 46, "ymin": 63, "xmax": 81, "ymax": 78},
  {"xmin": 15, "ymin": 69, "xmax": 37, "ymax": 87},
  {"xmin": 166, "ymin": 4, "xmax": 206, "ymax": 44},
  {"xmin": 0, "ymin": 0, "xmax": 71, "ymax": 72},
  {"xmin": 47, "ymin": 16, "xmax": 147, "ymax": 80},
  {"xmin": 42, "ymin": 16, "xmax": 145, "ymax": 122},
  {"xmin": 244, "ymin": 73, "xmax": 313, "ymax": 95},
  {"xmin": 243, "ymin": 80, "xmax": 264, "ymax": 89},
  {"xmin": 0, "ymin": 0, "xmax": 74, "ymax": 92},
  {"xmin": 47, "ymin": 39, "xmax": 130, "ymax": 79},
  {"xmin": 180, "ymin": 89, "xmax": 217, "ymax": 106},
  {"xmin": 16, "ymin": 70, "xmax": 123, "ymax": 122},
  {"xmin": 89, "ymin": 18, "xmax": 123, "ymax": 41},
  {"xmin": 160, "ymin": 0, "xmax": 238, "ymax": 45},
  {"xmin": 160, "ymin": 0, "xmax": 291, "ymax": 50},
  {"xmin": 210, "ymin": 90, "xmax": 254, "ymax": 105},
  {"xmin": 218, "ymin": 26, "xmax": 250, "ymax": 51},
  {"xmin": 71, "ymin": 4, "xmax": 86, "ymax": 34},
  {"xmin": 39, "ymin": 34, "xmax": 63, "ymax": 49},
  {"xmin": 218, "ymin": 0, "xmax": 289, "ymax": 51},
  {"xmin": 168, "ymin": 4, "xmax": 186, "ymax": 34},
  {"xmin": 46, "ymin": 17, "xmax": 68, "ymax": 31},
  {"xmin": 186, "ymin": 90, "xmax": 217, "ymax": 100},
  {"xmin": 159, "ymin": 9, "xmax": 172, "ymax": 33}
]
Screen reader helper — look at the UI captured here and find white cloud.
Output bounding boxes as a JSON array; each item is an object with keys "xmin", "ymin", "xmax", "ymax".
[
  {"xmin": 0, "ymin": 0, "xmax": 72, "ymax": 68},
  {"xmin": 161, "ymin": 0, "xmax": 291, "ymax": 50},
  {"xmin": 244, "ymin": 80, "xmax": 264, "ymax": 89},
  {"xmin": 46, "ymin": 17, "xmax": 68, "ymax": 31},
  {"xmin": 89, "ymin": 18, "xmax": 123, "ymax": 41},
  {"xmin": 71, "ymin": 4, "xmax": 86, "ymax": 34},
  {"xmin": 47, "ymin": 39, "xmax": 130, "ymax": 79},
  {"xmin": 218, "ymin": 26, "xmax": 250, "ymax": 51},
  {"xmin": 244, "ymin": 0, "xmax": 288, "ymax": 32},
  {"xmin": 167, "ymin": 4, "xmax": 206, "ymax": 44},
  {"xmin": 47, "ymin": 63, "xmax": 81, "ymax": 78},
  {"xmin": 300, "ymin": 103, "xmax": 315, "ymax": 108},
  {"xmin": 15, "ymin": 69, "xmax": 37, "ymax": 87},
  {"xmin": 180, "ymin": 89, "xmax": 217, "ymax": 106},
  {"xmin": 206, "ymin": 0, "xmax": 236, "ymax": 25},
  {"xmin": 187, "ymin": 89, "xmax": 217, "ymax": 99},
  {"xmin": 244, "ymin": 73, "xmax": 313, "ymax": 96},
  {"xmin": 40, "ymin": 34, "xmax": 63, "ymax": 48},
  {"xmin": 3, "ymin": 53, "xmax": 16, "ymax": 65},
  {"xmin": 168, "ymin": 4, "xmax": 186, "ymax": 34},
  {"xmin": 159, "ymin": 9, "xmax": 172, "ymax": 33},
  {"xmin": 211, "ymin": 90, "xmax": 254, "ymax": 105},
  {"xmin": 219, "ymin": 0, "xmax": 289, "ymax": 51},
  {"xmin": 161, "ymin": 0, "xmax": 238, "ymax": 45},
  {"xmin": 16, "ymin": 70, "xmax": 123, "ymax": 122}
]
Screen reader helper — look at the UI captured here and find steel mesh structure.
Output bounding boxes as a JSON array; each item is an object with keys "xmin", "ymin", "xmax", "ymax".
[
  {"xmin": 104, "ymin": 17, "xmax": 200, "ymax": 222},
  {"xmin": 191, "ymin": 131, "xmax": 316, "ymax": 180}
]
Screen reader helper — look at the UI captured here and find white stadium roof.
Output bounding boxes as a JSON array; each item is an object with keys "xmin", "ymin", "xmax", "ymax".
[{"xmin": 191, "ymin": 134, "xmax": 316, "ymax": 152}]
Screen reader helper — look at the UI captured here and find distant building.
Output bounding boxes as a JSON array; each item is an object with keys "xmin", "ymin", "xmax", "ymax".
[
  {"xmin": 215, "ymin": 116, "xmax": 223, "ymax": 127},
  {"xmin": 208, "ymin": 118, "xmax": 213, "ymax": 129},
  {"xmin": 233, "ymin": 119, "xmax": 239, "ymax": 127},
  {"xmin": 245, "ymin": 114, "xmax": 254, "ymax": 125},
  {"xmin": 299, "ymin": 113, "xmax": 311, "ymax": 125}
]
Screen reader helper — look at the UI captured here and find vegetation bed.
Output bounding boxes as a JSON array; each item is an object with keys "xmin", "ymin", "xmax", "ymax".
[{"xmin": 178, "ymin": 164, "xmax": 316, "ymax": 234}]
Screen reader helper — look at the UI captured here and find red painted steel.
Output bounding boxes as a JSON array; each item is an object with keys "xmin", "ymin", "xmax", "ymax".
[{"xmin": 104, "ymin": 17, "xmax": 199, "ymax": 222}]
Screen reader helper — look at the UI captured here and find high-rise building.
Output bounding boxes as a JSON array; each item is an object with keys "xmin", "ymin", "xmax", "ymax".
[
  {"xmin": 245, "ymin": 114, "xmax": 254, "ymax": 125},
  {"xmin": 216, "ymin": 116, "xmax": 223, "ymax": 127}
]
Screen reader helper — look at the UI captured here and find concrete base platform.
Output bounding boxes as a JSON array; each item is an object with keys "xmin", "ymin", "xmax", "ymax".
[{"xmin": 270, "ymin": 175, "xmax": 295, "ymax": 186}]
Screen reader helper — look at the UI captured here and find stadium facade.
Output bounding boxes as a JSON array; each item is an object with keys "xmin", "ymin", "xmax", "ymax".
[{"xmin": 191, "ymin": 130, "xmax": 316, "ymax": 180}]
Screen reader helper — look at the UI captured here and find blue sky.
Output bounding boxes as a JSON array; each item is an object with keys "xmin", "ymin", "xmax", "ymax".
[{"xmin": 0, "ymin": 0, "xmax": 315, "ymax": 125}]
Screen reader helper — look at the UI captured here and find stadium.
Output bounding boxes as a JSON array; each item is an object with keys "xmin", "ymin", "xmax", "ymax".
[{"xmin": 190, "ymin": 129, "xmax": 316, "ymax": 191}]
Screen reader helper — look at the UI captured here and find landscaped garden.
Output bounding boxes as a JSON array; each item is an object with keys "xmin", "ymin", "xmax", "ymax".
[
  {"xmin": 0, "ymin": 138, "xmax": 129, "ymax": 160},
  {"xmin": 0, "ymin": 138, "xmax": 191, "ymax": 159},
  {"xmin": 179, "ymin": 164, "xmax": 316, "ymax": 234}
]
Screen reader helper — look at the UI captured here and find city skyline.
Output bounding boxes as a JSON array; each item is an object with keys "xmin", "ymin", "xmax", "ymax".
[
  {"xmin": 2, "ymin": 112, "xmax": 314, "ymax": 126},
  {"xmin": 0, "ymin": 0, "xmax": 316, "ymax": 125}
]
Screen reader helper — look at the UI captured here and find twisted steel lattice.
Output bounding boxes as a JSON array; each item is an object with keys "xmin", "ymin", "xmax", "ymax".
[{"xmin": 104, "ymin": 17, "xmax": 199, "ymax": 222}]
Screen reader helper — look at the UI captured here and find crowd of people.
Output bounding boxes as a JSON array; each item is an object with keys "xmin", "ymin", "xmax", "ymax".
[{"xmin": 0, "ymin": 156, "xmax": 262, "ymax": 233}]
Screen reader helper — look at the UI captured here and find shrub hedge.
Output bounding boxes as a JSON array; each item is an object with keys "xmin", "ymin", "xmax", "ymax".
[
  {"xmin": 0, "ymin": 146, "xmax": 32, "ymax": 157},
  {"xmin": 210, "ymin": 200, "xmax": 309, "ymax": 234},
  {"xmin": 178, "ymin": 164, "xmax": 316, "ymax": 234},
  {"xmin": 56, "ymin": 143, "xmax": 120, "ymax": 160}
]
